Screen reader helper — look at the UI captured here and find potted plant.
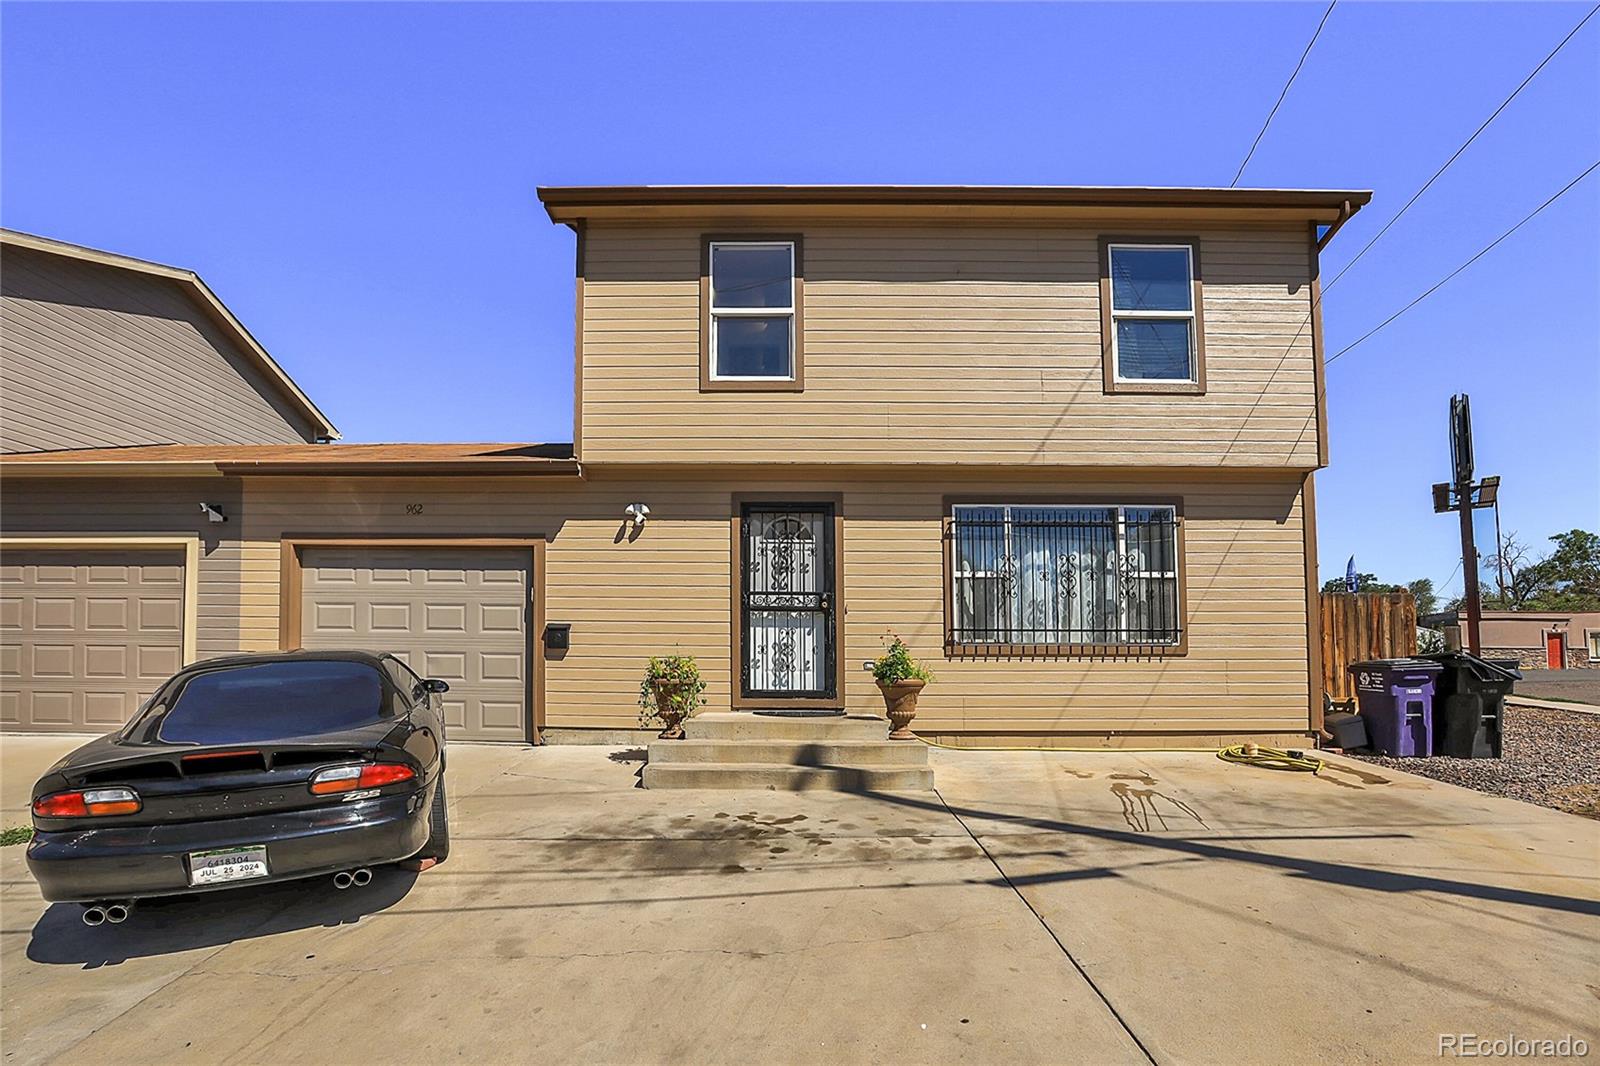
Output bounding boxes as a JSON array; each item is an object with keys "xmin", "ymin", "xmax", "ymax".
[
  {"xmin": 872, "ymin": 635, "xmax": 934, "ymax": 740},
  {"xmin": 638, "ymin": 654, "xmax": 707, "ymax": 739}
]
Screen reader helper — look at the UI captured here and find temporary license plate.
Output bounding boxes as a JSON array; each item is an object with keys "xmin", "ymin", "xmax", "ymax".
[{"xmin": 188, "ymin": 845, "xmax": 269, "ymax": 886}]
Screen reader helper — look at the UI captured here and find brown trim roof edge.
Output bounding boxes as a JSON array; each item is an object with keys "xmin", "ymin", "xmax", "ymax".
[
  {"xmin": 0, "ymin": 442, "xmax": 581, "ymax": 478},
  {"xmin": 539, "ymin": 184, "xmax": 1372, "ymax": 220}
]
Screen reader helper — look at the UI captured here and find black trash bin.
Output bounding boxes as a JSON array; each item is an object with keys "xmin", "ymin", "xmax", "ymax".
[{"xmin": 1424, "ymin": 651, "xmax": 1522, "ymax": 758}]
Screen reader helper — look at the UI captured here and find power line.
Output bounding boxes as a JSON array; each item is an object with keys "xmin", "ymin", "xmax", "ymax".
[
  {"xmin": 1231, "ymin": 0, "xmax": 1338, "ymax": 187},
  {"xmin": 1324, "ymin": 3, "xmax": 1600, "ymax": 291},
  {"xmin": 1326, "ymin": 158, "xmax": 1599, "ymax": 366}
]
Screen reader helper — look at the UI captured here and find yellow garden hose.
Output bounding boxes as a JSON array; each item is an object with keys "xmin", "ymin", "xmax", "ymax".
[{"xmin": 1215, "ymin": 743, "xmax": 1324, "ymax": 774}]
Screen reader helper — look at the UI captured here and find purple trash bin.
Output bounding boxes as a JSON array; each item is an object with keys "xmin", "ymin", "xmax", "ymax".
[{"xmin": 1349, "ymin": 659, "xmax": 1443, "ymax": 757}]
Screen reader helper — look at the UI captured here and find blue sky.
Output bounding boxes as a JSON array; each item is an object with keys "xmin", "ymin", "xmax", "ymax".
[{"xmin": 3, "ymin": 2, "xmax": 1596, "ymax": 594}]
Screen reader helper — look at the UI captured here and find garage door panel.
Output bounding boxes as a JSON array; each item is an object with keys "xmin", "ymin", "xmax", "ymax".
[
  {"xmin": 423, "ymin": 651, "xmax": 467, "ymax": 681},
  {"xmin": 424, "ymin": 604, "xmax": 466, "ymax": 633},
  {"xmin": 139, "ymin": 598, "xmax": 183, "ymax": 633},
  {"xmin": 0, "ymin": 549, "xmax": 188, "ymax": 733},
  {"xmin": 480, "ymin": 603, "xmax": 523, "ymax": 634},
  {"xmin": 368, "ymin": 603, "xmax": 413, "ymax": 632},
  {"xmin": 480, "ymin": 652, "xmax": 522, "ymax": 683},
  {"xmin": 32, "ymin": 645, "xmax": 74, "ymax": 677},
  {"xmin": 138, "ymin": 644, "xmax": 182, "ymax": 680},
  {"xmin": 84, "ymin": 691, "xmax": 130, "ymax": 725},
  {"xmin": 85, "ymin": 598, "xmax": 131, "ymax": 631},
  {"xmin": 311, "ymin": 602, "xmax": 357, "ymax": 634},
  {"xmin": 84, "ymin": 645, "xmax": 129, "ymax": 678},
  {"xmin": 301, "ymin": 548, "xmax": 531, "ymax": 743},
  {"xmin": 32, "ymin": 598, "xmax": 75, "ymax": 629},
  {"xmin": 31, "ymin": 691, "xmax": 75, "ymax": 725}
]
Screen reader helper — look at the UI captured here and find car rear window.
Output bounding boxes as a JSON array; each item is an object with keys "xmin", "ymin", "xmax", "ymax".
[{"xmin": 156, "ymin": 660, "xmax": 389, "ymax": 744}]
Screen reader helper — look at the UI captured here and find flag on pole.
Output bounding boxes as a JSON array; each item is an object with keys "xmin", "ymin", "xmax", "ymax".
[{"xmin": 1345, "ymin": 556, "xmax": 1359, "ymax": 593}]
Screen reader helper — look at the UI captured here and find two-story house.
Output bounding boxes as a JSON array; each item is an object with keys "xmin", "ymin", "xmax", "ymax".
[{"xmin": 1, "ymin": 185, "xmax": 1369, "ymax": 750}]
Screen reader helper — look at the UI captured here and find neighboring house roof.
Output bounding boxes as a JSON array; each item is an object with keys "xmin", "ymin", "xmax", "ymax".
[
  {"xmin": 0, "ymin": 228, "xmax": 341, "ymax": 441},
  {"xmin": 539, "ymin": 184, "xmax": 1373, "ymax": 230},
  {"xmin": 0, "ymin": 442, "xmax": 578, "ymax": 477}
]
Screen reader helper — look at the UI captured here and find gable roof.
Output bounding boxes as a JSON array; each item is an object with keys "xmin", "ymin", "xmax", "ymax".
[
  {"xmin": 1, "ymin": 228, "xmax": 341, "ymax": 441},
  {"xmin": 539, "ymin": 184, "xmax": 1372, "ymax": 228}
]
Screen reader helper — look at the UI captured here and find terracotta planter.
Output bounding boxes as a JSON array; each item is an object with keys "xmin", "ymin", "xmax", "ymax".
[
  {"xmin": 877, "ymin": 678, "xmax": 926, "ymax": 740},
  {"xmin": 650, "ymin": 680, "xmax": 692, "ymax": 739}
]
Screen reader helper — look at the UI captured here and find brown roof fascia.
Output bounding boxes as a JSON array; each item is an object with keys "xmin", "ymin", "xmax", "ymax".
[{"xmin": 539, "ymin": 184, "xmax": 1373, "ymax": 226}]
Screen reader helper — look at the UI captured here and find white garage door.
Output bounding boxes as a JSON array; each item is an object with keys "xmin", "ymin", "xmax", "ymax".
[
  {"xmin": 0, "ymin": 549, "xmax": 185, "ymax": 733},
  {"xmin": 300, "ymin": 547, "xmax": 531, "ymax": 743}
]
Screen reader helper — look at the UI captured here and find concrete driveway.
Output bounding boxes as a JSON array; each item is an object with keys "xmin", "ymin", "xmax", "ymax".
[{"xmin": 1, "ymin": 738, "xmax": 1596, "ymax": 1065}]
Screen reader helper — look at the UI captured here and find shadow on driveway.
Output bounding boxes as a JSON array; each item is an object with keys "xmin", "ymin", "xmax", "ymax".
[{"xmin": 26, "ymin": 865, "xmax": 417, "ymax": 968}]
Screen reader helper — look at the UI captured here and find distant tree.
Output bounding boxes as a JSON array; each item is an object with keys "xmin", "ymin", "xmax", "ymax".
[
  {"xmin": 1407, "ymin": 578, "xmax": 1438, "ymax": 616},
  {"xmin": 1322, "ymin": 573, "xmax": 1387, "ymax": 595},
  {"xmin": 1483, "ymin": 531, "xmax": 1542, "ymax": 608},
  {"xmin": 1527, "ymin": 529, "xmax": 1600, "ymax": 609},
  {"xmin": 1319, "ymin": 573, "xmax": 1432, "ymax": 610},
  {"xmin": 1480, "ymin": 528, "xmax": 1599, "ymax": 612}
]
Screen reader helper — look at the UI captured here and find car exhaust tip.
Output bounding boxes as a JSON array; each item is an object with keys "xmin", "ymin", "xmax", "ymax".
[
  {"xmin": 81, "ymin": 906, "xmax": 107, "ymax": 926},
  {"xmin": 105, "ymin": 903, "xmax": 131, "ymax": 924},
  {"xmin": 332, "ymin": 871, "xmax": 354, "ymax": 890},
  {"xmin": 351, "ymin": 868, "xmax": 372, "ymax": 887}
]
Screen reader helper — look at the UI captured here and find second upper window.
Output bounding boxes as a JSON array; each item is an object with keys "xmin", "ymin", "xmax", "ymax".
[
  {"xmin": 707, "ymin": 240, "xmax": 799, "ymax": 384},
  {"xmin": 1105, "ymin": 241, "xmax": 1202, "ymax": 388}
]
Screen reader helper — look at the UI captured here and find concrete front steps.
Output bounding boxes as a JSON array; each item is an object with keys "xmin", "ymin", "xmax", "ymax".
[{"xmin": 641, "ymin": 712, "xmax": 934, "ymax": 791}]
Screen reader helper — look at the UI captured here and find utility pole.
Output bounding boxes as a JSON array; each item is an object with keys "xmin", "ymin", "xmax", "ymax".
[
  {"xmin": 1432, "ymin": 395, "xmax": 1500, "ymax": 655},
  {"xmin": 1493, "ymin": 495, "xmax": 1507, "ymax": 601}
]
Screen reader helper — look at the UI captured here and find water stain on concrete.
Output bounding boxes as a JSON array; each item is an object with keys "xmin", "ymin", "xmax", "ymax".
[
  {"xmin": 1110, "ymin": 780, "xmax": 1207, "ymax": 832},
  {"xmin": 1109, "ymin": 772, "xmax": 1158, "ymax": 786},
  {"xmin": 1321, "ymin": 762, "xmax": 1390, "ymax": 786},
  {"xmin": 720, "ymin": 864, "xmax": 747, "ymax": 874},
  {"xmin": 1062, "ymin": 768, "xmax": 1096, "ymax": 779}
]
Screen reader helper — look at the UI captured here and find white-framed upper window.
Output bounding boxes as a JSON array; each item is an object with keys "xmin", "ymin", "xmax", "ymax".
[
  {"xmin": 1108, "ymin": 243, "xmax": 1198, "ymax": 383},
  {"xmin": 950, "ymin": 503, "xmax": 1182, "ymax": 648},
  {"xmin": 709, "ymin": 241, "xmax": 796, "ymax": 380}
]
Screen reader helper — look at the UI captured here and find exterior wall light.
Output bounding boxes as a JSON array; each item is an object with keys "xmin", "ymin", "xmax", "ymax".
[{"xmin": 624, "ymin": 503, "xmax": 650, "ymax": 528}]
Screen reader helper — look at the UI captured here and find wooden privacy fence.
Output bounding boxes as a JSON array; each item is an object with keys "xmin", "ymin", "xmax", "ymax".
[{"xmin": 1320, "ymin": 592, "xmax": 1417, "ymax": 702}]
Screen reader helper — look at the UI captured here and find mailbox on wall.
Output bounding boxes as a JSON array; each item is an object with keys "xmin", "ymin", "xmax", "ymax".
[{"xmin": 544, "ymin": 623, "xmax": 571, "ymax": 651}]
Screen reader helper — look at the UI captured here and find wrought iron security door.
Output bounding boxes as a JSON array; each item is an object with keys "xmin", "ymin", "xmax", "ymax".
[{"xmin": 741, "ymin": 504, "xmax": 836, "ymax": 699}]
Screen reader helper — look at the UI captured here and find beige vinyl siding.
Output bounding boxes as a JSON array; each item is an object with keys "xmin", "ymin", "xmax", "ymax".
[
  {"xmin": 579, "ymin": 224, "xmax": 1318, "ymax": 468},
  {"xmin": 0, "ymin": 478, "xmax": 242, "ymax": 660},
  {"xmin": 1, "ymin": 247, "xmax": 319, "ymax": 452},
  {"xmin": 237, "ymin": 470, "xmax": 1312, "ymax": 738}
]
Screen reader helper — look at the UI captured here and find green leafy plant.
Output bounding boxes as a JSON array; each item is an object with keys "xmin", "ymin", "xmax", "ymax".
[
  {"xmin": 637, "ymin": 654, "xmax": 708, "ymax": 725},
  {"xmin": 872, "ymin": 634, "xmax": 934, "ymax": 686},
  {"xmin": 0, "ymin": 826, "xmax": 33, "ymax": 847}
]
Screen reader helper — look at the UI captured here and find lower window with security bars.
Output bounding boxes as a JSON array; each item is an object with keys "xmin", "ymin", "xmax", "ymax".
[{"xmin": 949, "ymin": 503, "xmax": 1182, "ymax": 651}]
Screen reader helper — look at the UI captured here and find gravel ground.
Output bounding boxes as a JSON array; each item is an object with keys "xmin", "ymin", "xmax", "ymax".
[{"xmin": 1350, "ymin": 705, "xmax": 1600, "ymax": 820}]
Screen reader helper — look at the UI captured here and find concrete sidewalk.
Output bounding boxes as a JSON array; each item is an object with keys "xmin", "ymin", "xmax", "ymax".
[{"xmin": 1, "ymin": 737, "xmax": 1596, "ymax": 1065}]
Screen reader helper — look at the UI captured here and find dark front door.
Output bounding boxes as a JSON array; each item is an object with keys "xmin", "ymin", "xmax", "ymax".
[{"xmin": 740, "ymin": 503, "xmax": 836, "ymax": 700}]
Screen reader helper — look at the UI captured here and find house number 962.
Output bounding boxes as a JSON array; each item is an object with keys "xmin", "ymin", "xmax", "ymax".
[{"xmin": 405, "ymin": 504, "xmax": 424, "ymax": 515}]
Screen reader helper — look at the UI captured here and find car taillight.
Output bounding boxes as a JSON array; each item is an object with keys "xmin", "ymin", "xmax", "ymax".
[
  {"xmin": 308, "ymin": 763, "xmax": 416, "ymax": 795},
  {"xmin": 33, "ymin": 788, "xmax": 141, "ymax": 818}
]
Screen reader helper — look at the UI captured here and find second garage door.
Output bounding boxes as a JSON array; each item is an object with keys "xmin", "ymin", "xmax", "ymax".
[
  {"xmin": 0, "ymin": 549, "xmax": 186, "ymax": 733},
  {"xmin": 300, "ymin": 547, "xmax": 531, "ymax": 743}
]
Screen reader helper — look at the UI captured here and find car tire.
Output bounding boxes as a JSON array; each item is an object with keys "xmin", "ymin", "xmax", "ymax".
[{"xmin": 416, "ymin": 775, "xmax": 449, "ymax": 864}]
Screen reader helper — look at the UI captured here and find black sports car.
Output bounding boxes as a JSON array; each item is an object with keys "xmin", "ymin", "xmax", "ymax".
[{"xmin": 27, "ymin": 651, "xmax": 450, "ymax": 924}]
